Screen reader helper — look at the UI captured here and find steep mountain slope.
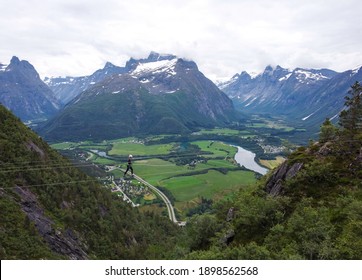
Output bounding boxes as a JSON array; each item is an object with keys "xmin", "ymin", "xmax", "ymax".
[
  {"xmin": 299, "ymin": 67, "xmax": 362, "ymax": 128},
  {"xmin": 220, "ymin": 65, "xmax": 362, "ymax": 130},
  {"xmin": 184, "ymin": 90, "xmax": 362, "ymax": 259},
  {"xmin": 44, "ymin": 62, "xmax": 127, "ymax": 105},
  {"xmin": 0, "ymin": 104, "xmax": 180, "ymax": 259},
  {"xmin": 0, "ymin": 56, "xmax": 60, "ymax": 122},
  {"xmin": 41, "ymin": 53, "xmax": 237, "ymax": 141}
]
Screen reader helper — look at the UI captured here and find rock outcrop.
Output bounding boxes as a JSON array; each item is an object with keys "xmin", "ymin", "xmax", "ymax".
[
  {"xmin": 265, "ymin": 161, "xmax": 304, "ymax": 196},
  {"xmin": 14, "ymin": 186, "xmax": 88, "ymax": 259}
]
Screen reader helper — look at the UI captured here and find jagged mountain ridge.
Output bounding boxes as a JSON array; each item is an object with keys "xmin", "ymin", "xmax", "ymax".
[
  {"xmin": 219, "ymin": 65, "xmax": 362, "ymax": 129},
  {"xmin": 44, "ymin": 52, "xmax": 180, "ymax": 105},
  {"xmin": 40, "ymin": 52, "xmax": 237, "ymax": 141},
  {"xmin": 44, "ymin": 62, "xmax": 127, "ymax": 105},
  {"xmin": 0, "ymin": 56, "xmax": 60, "ymax": 122}
]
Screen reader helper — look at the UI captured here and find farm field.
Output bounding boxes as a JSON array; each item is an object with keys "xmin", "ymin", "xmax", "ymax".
[
  {"xmin": 109, "ymin": 142, "xmax": 174, "ymax": 156},
  {"xmin": 191, "ymin": 140, "xmax": 237, "ymax": 158},
  {"xmin": 160, "ymin": 170, "xmax": 256, "ymax": 202},
  {"xmin": 51, "ymin": 129, "xmax": 280, "ymax": 217}
]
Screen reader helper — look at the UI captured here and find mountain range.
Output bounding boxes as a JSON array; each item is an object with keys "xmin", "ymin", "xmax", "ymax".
[
  {"xmin": 2, "ymin": 52, "xmax": 362, "ymax": 141},
  {"xmin": 44, "ymin": 62, "xmax": 127, "ymax": 105},
  {"xmin": 0, "ymin": 56, "xmax": 60, "ymax": 123},
  {"xmin": 1, "ymin": 54, "xmax": 362, "ymax": 260},
  {"xmin": 44, "ymin": 52, "xmax": 177, "ymax": 105},
  {"xmin": 40, "ymin": 52, "xmax": 237, "ymax": 141},
  {"xmin": 219, "ymin": 65, "xmax": 362, "ymax": 131}
]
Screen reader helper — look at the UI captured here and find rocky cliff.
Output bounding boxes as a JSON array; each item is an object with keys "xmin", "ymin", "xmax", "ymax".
[{"xmin": 0, "ymin": 56, "xmax": 60, "ymax": 122}]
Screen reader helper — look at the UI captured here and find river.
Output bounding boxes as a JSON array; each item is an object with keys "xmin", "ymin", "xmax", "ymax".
[
  {"xmin": 232, "ymin": 145, "xmax": 268, "ymax": 175},
  {"xmin": 90, "ymin": 149, "xmax": 110, "ymax": 158}
]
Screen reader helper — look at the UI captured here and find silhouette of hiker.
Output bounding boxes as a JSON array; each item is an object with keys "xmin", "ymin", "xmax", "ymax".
[{"xmin": 124, "ymin": 155, "xmax": 134, "ymax": 177}]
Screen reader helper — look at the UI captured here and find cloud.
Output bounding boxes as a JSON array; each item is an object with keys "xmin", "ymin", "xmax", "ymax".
[{"xmin": 1, "ymin": 0, "xmax": 362, "ymax": 81}]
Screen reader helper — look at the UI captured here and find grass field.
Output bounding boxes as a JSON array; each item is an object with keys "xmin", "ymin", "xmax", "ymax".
[
  {"xmin": 133, "ymin": 158, "xmax": 189, "ymax": 185},
  {"xmin": 50, "ymin": 142, "xmax": 78, "ymax": 150},
  {"xmin": 191, "ymin": 140, "xmax": 237, "ymax": 158},
  {"xmin": 161, "ymin": 170, "xmax": 256, "ymax": 201},
  {"xmin": 246, "ymin": 118, "xmax": 296, "ymax": 132},
  {"xmin": 195, "ymin": 128, "xmax": 241, "ymax": 135},
  {"xmin": 92, "ymin": 156, "xmax": 119, "ymax": 165},
  {"xmin": 109, "ymin": 141, "xmax": 174, "ymax": 156}
]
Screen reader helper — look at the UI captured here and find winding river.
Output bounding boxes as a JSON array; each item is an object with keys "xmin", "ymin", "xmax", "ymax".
[{"xmin": 232, "ymin": 145, "xmax": 268, "ymax": 175}]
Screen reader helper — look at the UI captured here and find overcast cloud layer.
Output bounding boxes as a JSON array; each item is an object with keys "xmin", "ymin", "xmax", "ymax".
[{"xmin": 1, "ymin": 0, "xmax": 362, "ymax": 81}]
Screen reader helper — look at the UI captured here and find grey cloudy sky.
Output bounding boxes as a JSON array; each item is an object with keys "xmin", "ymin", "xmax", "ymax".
[{"xmin": 1, "ymin": 0, "xmax": 362, "ymax": 81}]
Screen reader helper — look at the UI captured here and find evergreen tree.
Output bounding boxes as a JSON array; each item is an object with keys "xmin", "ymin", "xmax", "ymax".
[
  {"xmin": 338, "ymin": 82, "xmax": 362, "ymax": 159},
  {"xmin": 339, "ymin": 81, "xmax": 362, "ymax": 137},
  {"xmin": 319, "ymin": 118, "xmax": 337, "ymax": 143}
]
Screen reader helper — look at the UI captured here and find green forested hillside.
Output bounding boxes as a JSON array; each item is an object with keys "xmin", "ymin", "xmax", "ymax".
[
  {"xmin": 0, "ymin": 104, "xmax": 180, "ymax": 259},
  {"xmin": 182, "ymin": 83, "xmax": 362, "ymax": 259}
]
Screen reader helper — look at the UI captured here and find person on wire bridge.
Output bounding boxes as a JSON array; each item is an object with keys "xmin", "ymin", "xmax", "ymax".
[{"xmin": 124, "ymin": 154, "xmax": 134, "ymax": 178}]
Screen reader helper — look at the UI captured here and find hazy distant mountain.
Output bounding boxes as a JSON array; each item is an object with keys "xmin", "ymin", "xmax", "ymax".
[
  {"xmin": 0, "ymin": 56, "xmax": 60, "ymax": 122},
  {"xmin": 41, "ymin": 52, "xmax": 237, "ymax": 141},
  {"xmin": 219, "ymin": 65, "xmax": 362, "ymax": 129},
  {"xmin": 44, "ymin": 62, "xmax": 127, "ymax": 105}
]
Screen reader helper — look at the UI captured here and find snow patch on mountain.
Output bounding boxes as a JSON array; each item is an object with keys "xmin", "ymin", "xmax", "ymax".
[
  {"xmin": 330, "ymin": 112, "xmax": 341, "ymax": 121},
  {"xmin": 0, "ymin": 63, "xmax": 8, "ymax": 72},
  {"xmin": 351, "ymin": 66, "xmax": 362, "ymax": 75},
  {"xmin": 140, "ymin": 78, "xmax": 151, "ymax": 83},
  {"xmin": 295, "ymin": 69, "xmax": 329, "ymax": 83},
  {"xmin": 131, "ymin": 59, "xmax": 178, "ymax": 76},
  {"xmin": 302, "ymin": 112, "xmax": 315, "ymax": 121},
  {"xmin": 0, "ymin": 62, "xmax": 9, "ymax": 72},
  {"xmin": 302, "ymin": 108, "xmax": 322, "ymax": 121},
  {"xmin": 249, "ymin": 72, "xmax": 259, "ymax": 79},
  {"xmin": 279, "ymin": 73, "xmax": 292, "ymax": 82},
  {"xmin": 218, "ymin": 75, "xmax": 239, "ymax": 90},
  {"xmin": 245, "ymin": 97, "xmax": 258, "ymax": 107}
]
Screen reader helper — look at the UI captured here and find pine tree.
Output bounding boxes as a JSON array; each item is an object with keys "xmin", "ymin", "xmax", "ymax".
[
  {"xmin": 339, "ymin": 81, "xmax": 362, "ymax": 137},
  {"xmin": 338, "ymin": 81, "xmax": 362, "ymax": 161},
  {"xmin": 319, "ymin": 118, "xmax": 337, "ymax": 143}
]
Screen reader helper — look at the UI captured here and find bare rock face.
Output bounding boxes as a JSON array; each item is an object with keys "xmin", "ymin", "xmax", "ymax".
[
  {"xmin": 220, "ymin": 229, "xmax": 235, "ymax": 246},
  {"xmin": 317, "ymin": 142, "xmax": 333, "ymax": 156},
  {"xmin": 25, "ymin": 140, "xmax": 46, "ymax": 159},
  {"xmin": 265, "ymin": 161, "xmax": 304, "ymax": 196},
  {"xmin": 14, "ymin": 186, "xmax": 88, "ymax": 259},
  {"xmin": 226, "ymin": 207, "xmax": 234, "ymax": 222}
]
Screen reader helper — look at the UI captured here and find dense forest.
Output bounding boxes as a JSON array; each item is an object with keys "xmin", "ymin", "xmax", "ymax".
[
  {"xmin": 1, "ymin": 82, "xmax": 361, "ymax": 259},
  {"xmin": 0, "ymin": 104, "xmax": 181, "ymax": 259}
]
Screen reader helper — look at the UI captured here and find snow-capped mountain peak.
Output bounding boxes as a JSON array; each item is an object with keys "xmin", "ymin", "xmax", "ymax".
[
  {"xmin": 219, "ymin": 63, "xmax": 362, "ymax": 137},
  {"xmin": 131, "ymin": 58, "xmax": 178, "ymax": 76}
]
